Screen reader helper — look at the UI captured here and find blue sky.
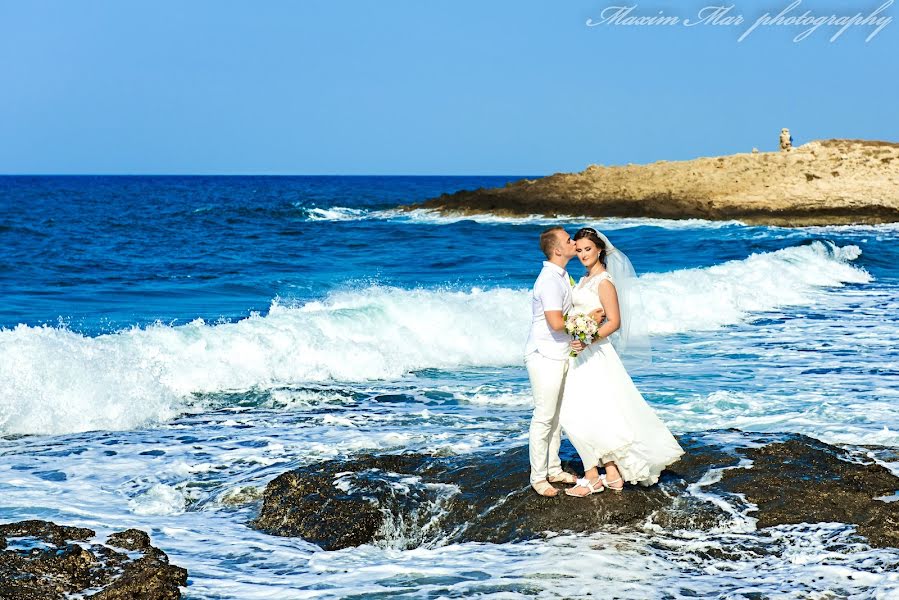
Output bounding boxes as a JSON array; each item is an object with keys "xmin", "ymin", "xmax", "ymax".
[{"xmin": 1, "ymin": 0, "xmax": 897, "ymax": 174}]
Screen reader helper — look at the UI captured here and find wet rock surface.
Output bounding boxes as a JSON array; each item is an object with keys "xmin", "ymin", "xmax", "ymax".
[
  {"xmin": 720, "ymin": 437, "xmax": 899, "ymax": 548},
  {"xmin": 0, "ymin": 520, "xmax": 187, "ymax": 599},
  {"xmin": 255, "ymin": 432, "xmax": 899, "ymax": 551}
]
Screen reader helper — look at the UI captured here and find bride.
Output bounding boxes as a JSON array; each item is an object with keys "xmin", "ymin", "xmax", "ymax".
[{"xmin": 560, "ymin": 227, "xmax": 684, "ymax": 496}]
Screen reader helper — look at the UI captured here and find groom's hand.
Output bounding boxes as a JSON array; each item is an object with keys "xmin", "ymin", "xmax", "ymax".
[{"xmin": 589, "ymin": 308, "xmax": 605, "ymax": 322}]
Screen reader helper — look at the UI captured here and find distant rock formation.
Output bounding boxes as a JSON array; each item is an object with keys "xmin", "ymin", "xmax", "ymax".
[
  {"xmin": 410, "ymin": 139, "xmax": 899, "ymax": 226},
  {"xmin": 253, "ymin": 432, "xmax": 899, "ymax": 551},
  {"xmin": 0, "ymin": 521, "xmax": 187, "ymax": 599}
]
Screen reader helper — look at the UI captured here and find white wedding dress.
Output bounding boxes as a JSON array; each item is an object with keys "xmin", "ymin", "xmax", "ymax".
[{"xmin": 559, "ymin": 272, "xmax": 684, "ymax": 486}]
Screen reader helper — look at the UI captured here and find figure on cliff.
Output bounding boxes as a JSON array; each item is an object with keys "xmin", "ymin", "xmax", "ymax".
[{"xmin": 780, "ymin": 128, "xmax": 793, "ymax": 152}]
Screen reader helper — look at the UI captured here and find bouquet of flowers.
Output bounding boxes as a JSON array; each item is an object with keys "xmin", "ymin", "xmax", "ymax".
[{"xmin": 564, "ymin": 313, "xmax": 600, "ymax": 357}]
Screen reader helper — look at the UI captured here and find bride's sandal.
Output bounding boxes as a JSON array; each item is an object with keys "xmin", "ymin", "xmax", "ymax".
[
  {"xmin": 564, "ymin": 477, "xmax": 604, "ymax": 497},
  {"xmin": 600, "ymin": 474, "xmax": 624, "ymax": 492},
  {"xmin": 532, "ymin": 480, "xmax": 559, "ymax": 497},
  {"xmin": 548, "ymin": 471, "xmax": 577, "ymax": 485}
]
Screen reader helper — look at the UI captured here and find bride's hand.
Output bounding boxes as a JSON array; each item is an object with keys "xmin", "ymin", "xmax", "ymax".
[
  {"xmin": 570, "ymin": 339, "xmax": 587, "ymax": 352},
  {"xmin": 589, "ymin": 308, "xmax": 605, "ymax": 322}
]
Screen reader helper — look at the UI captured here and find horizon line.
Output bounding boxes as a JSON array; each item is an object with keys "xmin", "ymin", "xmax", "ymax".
[{"xmin": 0, "ymin": 173, "xmax": 543, "ymax": 178}]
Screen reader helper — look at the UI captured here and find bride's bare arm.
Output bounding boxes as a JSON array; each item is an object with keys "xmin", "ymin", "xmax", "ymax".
[{"xmin": 594, "ymin": 281, "xmax": 621, "ymax": 339}]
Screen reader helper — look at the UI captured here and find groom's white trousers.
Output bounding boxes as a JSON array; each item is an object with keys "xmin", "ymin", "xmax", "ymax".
[{"xmin": 525, "ymin": 351, "xmax": 568, "ymax": 485}]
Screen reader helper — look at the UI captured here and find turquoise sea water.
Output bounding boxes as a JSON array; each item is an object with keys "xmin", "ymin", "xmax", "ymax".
[{"xmin": 1, "ymin": 176, "xmax": 898, "ymax": 598}]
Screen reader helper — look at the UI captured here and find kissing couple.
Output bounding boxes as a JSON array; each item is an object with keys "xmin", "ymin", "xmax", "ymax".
[{"xmin": 525, "ymin": 226, "xmax": 684, "ymax": 497}]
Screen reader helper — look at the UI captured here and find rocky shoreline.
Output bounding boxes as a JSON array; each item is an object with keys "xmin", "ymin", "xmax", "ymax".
[
  {"xmin": 411, "ymin": 139, "xmax": 899, "ymax": 226},
  {"xmin": 0, "ymin": 521, "xmax": 186, "ymax": 599},
  {"xmin": 253, "ymin": 431, "xmax": 899, "ymax": 551},
  {"xmin": 4, "ymin": 433, "xmax": 896, "ymax": 595}
]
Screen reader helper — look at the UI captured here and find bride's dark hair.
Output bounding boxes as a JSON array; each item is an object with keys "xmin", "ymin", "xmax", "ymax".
[{"xmin": 573, "ymin": 228, "xmax": 607, "ymax": 268}]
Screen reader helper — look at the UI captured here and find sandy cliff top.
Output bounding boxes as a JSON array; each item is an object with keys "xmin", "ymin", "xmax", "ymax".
[{"xmin": 415, "ymin": 139, "xmax": 899, "ymax": 226}]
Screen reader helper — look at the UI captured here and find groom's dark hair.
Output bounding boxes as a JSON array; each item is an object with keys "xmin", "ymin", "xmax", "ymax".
[{"xmin": 539, "ymin": 226, "xmax": 565, "ymax": 258}]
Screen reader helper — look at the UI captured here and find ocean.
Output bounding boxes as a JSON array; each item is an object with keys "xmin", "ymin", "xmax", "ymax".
[{"xmin": 1, "ymin": 175, "xmax": 898, "ymax": 598}]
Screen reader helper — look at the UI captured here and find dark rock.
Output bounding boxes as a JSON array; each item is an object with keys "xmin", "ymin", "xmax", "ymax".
[
  {"xmin": 0, "ymin": 521, "xmax": 94, "ymax": 546},
  {"xmin": 720, "ymin": 436, "xmax": 899, "ymax": 548},
  {"xmin": 254, "ymin": 434, "xmax": 739, "ymax": 550},
  {"xmin": 254, "ymin": 454, "xmax": 431, "ymax": 550},
  {"xmin": 254, "ymin": 432, "xmax": 899, "ymax": 551},
  {"xmin": 0, "ymin": 520, "xmax": 188, "ymax": 599},
  {"xmin": 106, "ymin": 528, "xmax": 152, "ymax": 552}
]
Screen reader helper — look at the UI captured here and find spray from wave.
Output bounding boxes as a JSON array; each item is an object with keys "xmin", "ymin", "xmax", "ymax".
[
  {"xmin": 0, "ymin": 242, "xmax": 870, "ymax": 435},
  {"xmin": 640, "ymin": 241, "xmax": 869, "ymax": 333},
  {"xmin": 299, "ymin": 205, "xmax": 744, "ymax": 229},
  {"xmin": 303, "ymin": 206, "xmax": 369, "ymax": 221}
]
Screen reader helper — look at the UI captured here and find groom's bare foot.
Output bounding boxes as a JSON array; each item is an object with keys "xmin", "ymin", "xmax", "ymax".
[
  {"xmin": 548, "ymin": 471, "xmax": 577, "ymax": 485},
  {"xmin": 532, "ymin": 480, "xmax": 560, "ymax": 497}
]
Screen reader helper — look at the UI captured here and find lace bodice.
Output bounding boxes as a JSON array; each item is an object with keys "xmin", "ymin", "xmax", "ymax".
[{"xmin": 571, "ymin": 272, "xmax": 614, "ymax": 314}]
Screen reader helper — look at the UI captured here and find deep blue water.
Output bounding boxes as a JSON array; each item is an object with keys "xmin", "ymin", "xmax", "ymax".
[{"xmin": 3, "ymin": 175, "xmax": 894, "ymax": 333}]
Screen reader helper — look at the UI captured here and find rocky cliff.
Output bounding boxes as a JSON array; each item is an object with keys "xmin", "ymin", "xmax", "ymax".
[{"xmin": 413, "ymin": 140, "xmax": 899, "ymax": 226}]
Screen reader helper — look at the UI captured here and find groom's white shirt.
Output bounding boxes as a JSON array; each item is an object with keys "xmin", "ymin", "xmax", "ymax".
[{"xmin": 525, "ymin": 261, "xmax": 573, "ymax": 361}]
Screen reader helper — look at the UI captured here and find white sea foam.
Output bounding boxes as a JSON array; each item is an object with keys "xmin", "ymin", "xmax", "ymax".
[
  {"xmin": 0, "ymin": 242, "xmax": 871, "ymax": 435},
  {"xmin": 790, "ymin": 221, "xmax": 899, "ymax": 235},
  {"xmin": 308, "ymin": 205, "xmax": 744, "ymax": 229},
  {"xmin": 382, "ymin": 208, "xmax": 745, "ymax": 230},
  {"xmin": 639, "ymin": 241, "xmax": 870, "ymax": 333},
  {"xmin": 656, "ymin": 390, "xmax": 899, "ymax": 448},
  {"xmin": 376, "ymin": 207, "xmax": 583, "ymax": 226},
  {"xmin": 0, "ymin": 324, "xmax": 184, "ymax": 435},
  {"xmin": 0, "ymin": 287, "xmax": 526, "ymax": 435},
  {"xmin": 301, "ymin": 524, "xmax": 899, "ymax": 599},
  {"xmin": 128, "ymin": 483, "xmax": 187, "ymax": 516},
  {"xmin": 304, "ymin": 206, "xmax": 368, "ymax": 221}
]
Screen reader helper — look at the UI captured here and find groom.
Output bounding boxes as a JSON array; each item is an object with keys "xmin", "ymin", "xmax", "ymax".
[{"xmin": 524, "ymin": 226, "xmax": 588, "ymax": 497}]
